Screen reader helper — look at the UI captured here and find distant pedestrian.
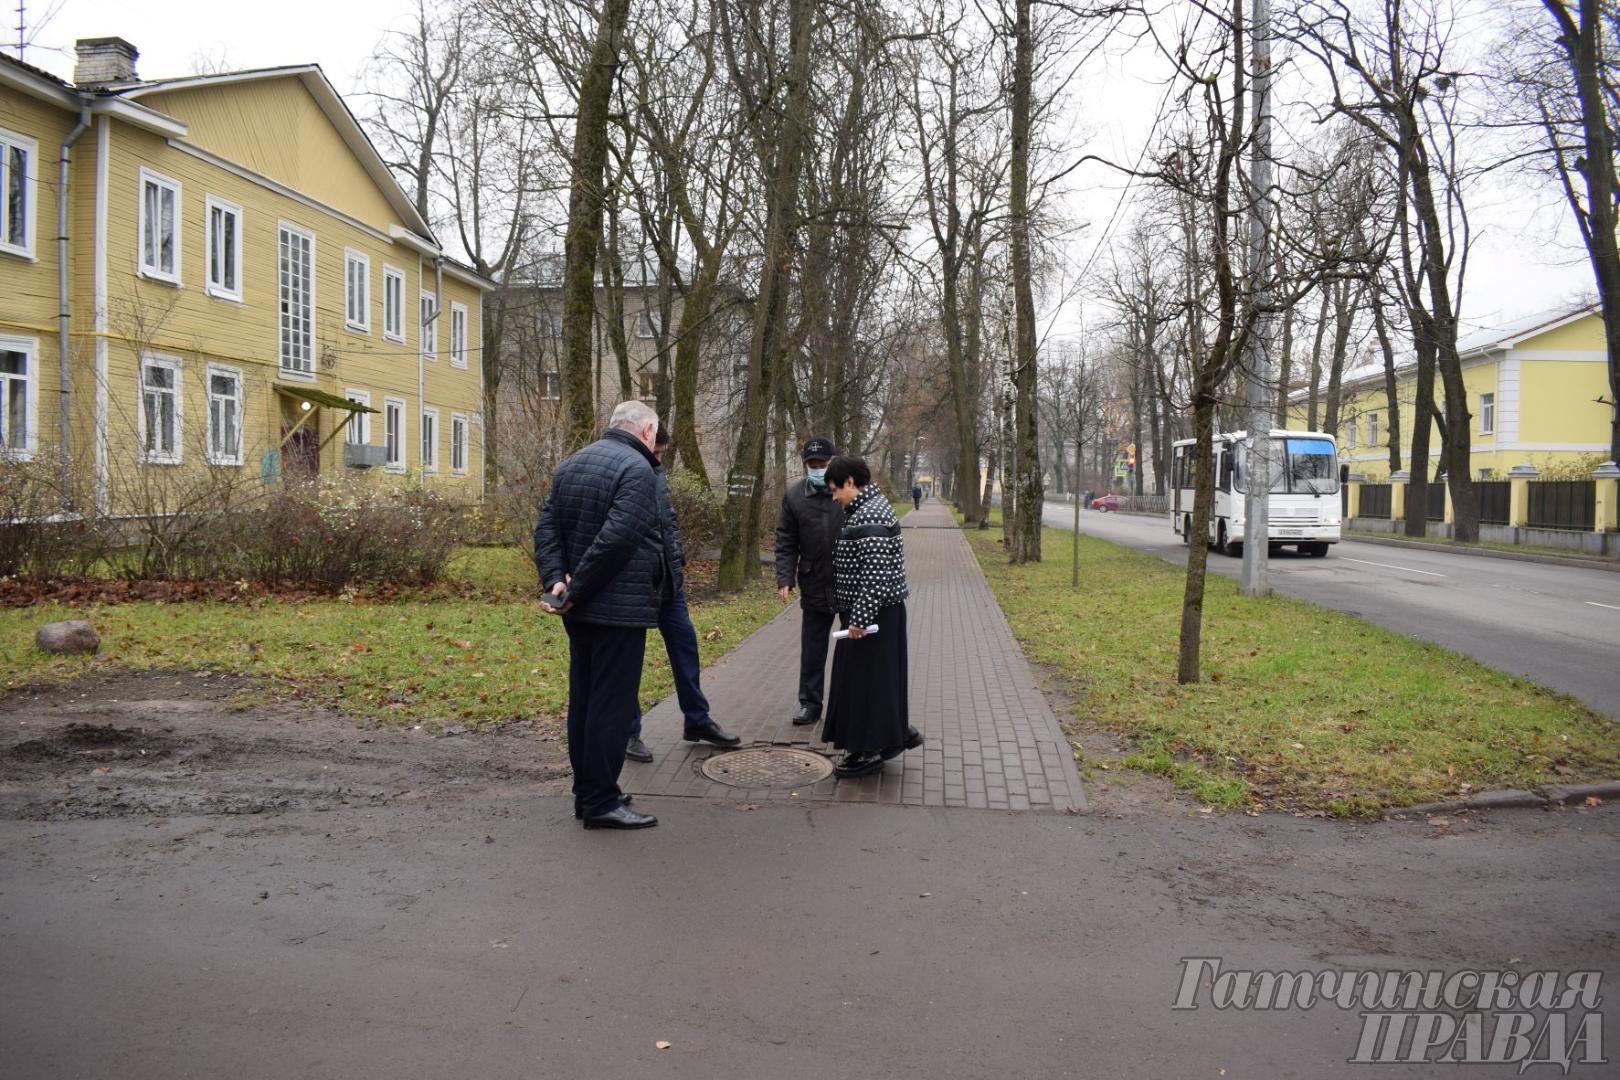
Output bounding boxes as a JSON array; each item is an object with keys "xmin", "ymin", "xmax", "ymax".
[
  {"xmin": 775, "ymin": 436, "xmax": 842, "ymax": 726},
  {"xmin": 911, "ymin": 483, "xmax": 922, "ymax": 511},
  {"xmin": 624, "ymin": 426, "xmax": 741, "ymax": 764},
  {"xmin": 533, "ymin": 400, "xmax": 665, "ymax": 830},
  {"xmin": 820, "ymin": 455, "xmax": 921, "ymax": 779}
]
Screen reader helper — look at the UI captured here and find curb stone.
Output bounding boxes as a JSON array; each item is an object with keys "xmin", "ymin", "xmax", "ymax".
[{"xmin": 1385, "ymin": 781, "xmax": 1620, "ymax": 819}]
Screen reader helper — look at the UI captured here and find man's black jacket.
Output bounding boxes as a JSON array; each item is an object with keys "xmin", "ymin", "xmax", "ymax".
[
  {"xmin": 533, "ymin": 428, "xmax": 665, "ymax": 627},
  {"xmin": 775, "ymin": 477, "xmax": 842, "ymax": 612}
]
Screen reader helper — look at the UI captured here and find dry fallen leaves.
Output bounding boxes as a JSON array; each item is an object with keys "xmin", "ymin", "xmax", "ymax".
[
  {"xmin": 734, "ymin": 803, "xmax": 759, "ymax": 812},
  {"xmin": 1584, "ymin": 795, "xmax": 1604, "ymax": 807},
  {"xmin": 655, "ymin": 1041, "xmax": 672, "ymax": 1051}
]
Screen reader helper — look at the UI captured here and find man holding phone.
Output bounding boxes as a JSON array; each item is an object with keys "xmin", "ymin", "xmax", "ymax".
[{"xmin": 534, "ymin": 400, "xmax": 665, "ymax": 830}]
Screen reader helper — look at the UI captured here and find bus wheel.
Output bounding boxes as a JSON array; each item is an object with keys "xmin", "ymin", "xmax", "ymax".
[
  {"xmin": 1218, "ymin": 521, "xmax": 1241, "ymax": 557},
  {"xmin": 1305, "ymin": 542, "xmax": 1329, "ymax": 557},
  {"xmin": 1181, "ymin": 515, "xmax": 1191, "ymax": 544}
]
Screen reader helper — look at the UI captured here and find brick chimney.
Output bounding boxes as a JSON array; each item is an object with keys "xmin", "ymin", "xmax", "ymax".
[{"xmin": 73, "ymin": 38, "xmax": 140, "ymax": 88}]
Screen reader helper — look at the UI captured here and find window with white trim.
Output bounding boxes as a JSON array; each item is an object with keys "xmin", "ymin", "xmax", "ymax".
[
  {"xmin": 420, "ymin": 291, "xmax": 437, "ymax": 359},
  {"xmin": 139, "ymin": 169, "xmax": 182, "ymax": 283},
  {"xmin": 450, "ymin": 302, "xmax": 469, "ymax": 368},
  {"xmin": 1344, "ymin": 417, "xmax": 1356, "ymax": 449},
  {"xmin": 537, "ymin": 310, "xmax": 562, "ymax": 338},
  {"xmin": 345, "ymin": 389, "xmax": 372, "ymax": 446},
  {"xmin": 278, "ymin": 224, "xmax": 314, "ymax": 375},
  {"xmin": 635, "ymin": 309, "xmax": 661, "ymax": 339},
  {"xmin": 1, "ymin": 335, "xmax": 38, "ymax": 458},
  {"xmin": 384, "ymin": 397, "xmax": 405, "ymax": 471},
  {"xmin": 345, "ymin": 250, "xmax": 371, "ymax": 333},
  {"xmin": 539, "ymin": 361, "xmax": 560, "ymax": 401},
  {"xmin": 383, "ymin": 266, "xmax": 405, "ymax": 342},
  {"xmin": 1368, "ymin": 413, "xmax": 1380, "ymax": 446},
  {"xmin": 450, "ymin": 412, "xmax": 468, "ymax": 473},
  {"xmin": 0, "ymin": 127, "xmax": 38, "ymax": 259},
  {"xmin": 1479, "ymin": 392, "xmax": 1495, "ymax": 435},
  {"xmin": 206, "ymin": 364, "xmax": 243, "ymax": 465},
  {"xmin": 205, "ymin": 196, "xmax": 242, "ymax": 300},
  {"xmin": 140, "ymin": 354, "xmax": 182, "ymax": 464},
  {"xmin": 421, "ymin": 407, "xmax": 439, "ymax": 471}
]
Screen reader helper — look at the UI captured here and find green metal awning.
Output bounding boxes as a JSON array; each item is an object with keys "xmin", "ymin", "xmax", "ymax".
[{"xmin": 275, "ymin": 384, "xmax": 379, "ymax": 413}]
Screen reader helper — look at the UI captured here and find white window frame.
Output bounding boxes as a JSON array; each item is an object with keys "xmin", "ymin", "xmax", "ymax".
[
  {"xmin": 450, "ymin": 301, "xmax": 469, "ymax": 369},
  {"xmin": 138, "ymin": 167, "xmax": 182, "ymax": 284},
  {"xmin": 383, "ymin": 396, "xmax": 406, "ymax": 473},
  {"xmin": 277, "ymin": 222, "xmax": 316, "ymax": 379},
  {"xmin": 450, "ymin": 411, "xmax": 468, "ymax": 474},
  {"xmin": 205, "ymin": 363, "xmax": 244, "ymax": 466},
  {"xmin": 203, "ymin": 195, "xmax": 243, "ymax": 302},
  {"xmin": 1479, "ymin": 392, "xmax": 1495, "ymax": 435},
  {"xmin": 420, "ymin": 291, "xmax": 438, "ymax": 360},
  {"xmin": 0, "ymin": 126, "xmax": 39, "ymax": 260},
  {"xmin": 345, "ymin": 389, "xmax": 372, "ymax": 446},
  {"xmin": 1369, "ymin": 413, "xmax": 1380, "ymax": 446},
  {"xmin": 538, "ymin": 310, "xmax": 562, "ymax": 338},
  {"xmin": 1344, "ymin": 417, "xmax": 1356, "ymax": 449},
  {"xmin": 0, "ymin": 333, "xmax": 39, "ymax": 459},
  {"xmin": 421, "ymin": 407, "xmax": 439, "ymax": 472},
  {"xmin": 635, "ymin": 308, "xmax": 661, "ymax": 339},
  {"xmin": 345, "ymin": 249, "xmax": 371, "ymax": 333},
  {"xmin": 382, "ymin": 265, "xmax": 405, "ymax": 343},
  {"xmin": 139, "ymin": 353, "xmax": 183, "ymax": 465}
]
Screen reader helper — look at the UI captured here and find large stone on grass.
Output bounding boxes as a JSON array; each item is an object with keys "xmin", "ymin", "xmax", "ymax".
[{"xmin": 36, "ymin": 619, "xmax": 100, "ymax": 655}]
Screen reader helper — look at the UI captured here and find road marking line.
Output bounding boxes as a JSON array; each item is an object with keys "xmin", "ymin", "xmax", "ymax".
[
  {"xmin": 1585, "ymin": 601, "xmax": 1620, "ymax": 611},
  {"xmin": 1341, "ymin": 557, "xmax": 1446, "ymax": 578}
]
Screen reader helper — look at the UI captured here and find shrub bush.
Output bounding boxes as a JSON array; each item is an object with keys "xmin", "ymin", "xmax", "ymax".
[{"xmin": 666, "ymin": 468, "xmax": 725, "ymax": 557}]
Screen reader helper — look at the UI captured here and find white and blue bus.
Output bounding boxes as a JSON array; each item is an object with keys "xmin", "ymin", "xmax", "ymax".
[{"xmin": 1171, "ymin": 430, "xmax": 1341, "ymax": 556}]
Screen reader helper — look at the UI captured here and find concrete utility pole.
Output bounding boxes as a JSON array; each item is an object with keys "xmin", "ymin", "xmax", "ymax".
[{"xmin": 1240, "ymin": 0, "xmax": 1274, "ymax": 597}]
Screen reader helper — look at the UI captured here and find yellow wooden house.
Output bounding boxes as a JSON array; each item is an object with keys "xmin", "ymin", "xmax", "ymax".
[
  {"xmin": 1, "ymin": 38, "xmax": 490, "ymax": 516},
  {"xmin": 1308, "ymin": 305, "xmax": 1614, "ymax": 482}
]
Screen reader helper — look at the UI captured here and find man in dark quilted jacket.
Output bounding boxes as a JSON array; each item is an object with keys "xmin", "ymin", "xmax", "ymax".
[{"xmin": 533, "ymin": 400, "xmax": 665, "ymax": 830}]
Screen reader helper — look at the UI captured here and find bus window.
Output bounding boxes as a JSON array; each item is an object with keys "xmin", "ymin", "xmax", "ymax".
[{"xmin": 1282, "ymin": 438, "xmax": 1338, "ymax": 494}]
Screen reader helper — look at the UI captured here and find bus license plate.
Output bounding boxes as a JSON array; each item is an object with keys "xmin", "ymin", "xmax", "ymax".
[{"xmin": 1278, "ymin": 529, "xmax": 1303, "ymax": 537}]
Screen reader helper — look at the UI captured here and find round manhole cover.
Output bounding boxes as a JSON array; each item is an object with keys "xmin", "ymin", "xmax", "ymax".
[{"xmin": 699, "ymin": 747, "xmax": 833, "ymax": 788}]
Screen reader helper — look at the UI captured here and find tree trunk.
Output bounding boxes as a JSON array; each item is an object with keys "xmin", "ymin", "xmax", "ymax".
[
  {"xmin": 716, "ymin": 0, "xmax": 813, "ymax": 592},
  {"xmin": 560, "ymin": 0, "xmax": 631, "ymax": 450},
  {"xmin": 1372, "ymin": 295, "xmax": 1404, "ymax": 473},
  {"xmin": 1008, "ymin": 0, "xmax": 1042, "ymax": 562},
  {"xmin": 1178, "ymin": 393, "xmax": 1217, "ymax": 684}
]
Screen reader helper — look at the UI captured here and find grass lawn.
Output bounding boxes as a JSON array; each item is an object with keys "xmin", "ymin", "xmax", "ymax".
[
  {"xmin": 966, "ymin": 521, "xmax": 1620, "ymax": 814},
  {"xmin": 0, "ymin": 546, "xmax": 782, "ymax": 731}
]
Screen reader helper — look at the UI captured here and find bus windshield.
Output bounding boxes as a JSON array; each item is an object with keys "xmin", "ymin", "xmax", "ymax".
[{"xmin": 1233, "ymin": 437, "xmax": 1339, "ymax": 495}]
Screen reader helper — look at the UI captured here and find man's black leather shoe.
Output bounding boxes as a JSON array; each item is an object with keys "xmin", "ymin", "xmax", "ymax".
[
  {"xmin": 792, "ymin": 705, "xmax": 821, "ymax": 726},
  {"xmin": 574, "ymin": 794, "xmax": 631, "ymax": 820},
  {"xmin": 881, "ymin": 727, "xmax": 925, "ymax": 761},
  {"xmin": 683, "ymin": 722, "xmax": 742, "ymax": 748},
  {"xmin": 625, "ymin": 735, "xmax": 654, "ymax": 763},
  {"xmin": 582, "ymin": 804, "xmax": 657, "ymax": 830}
]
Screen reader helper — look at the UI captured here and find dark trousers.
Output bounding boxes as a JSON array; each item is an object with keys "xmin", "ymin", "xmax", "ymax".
[
  {"xmin": 564, "ymin": 620, "xmax": 647, "ymax": 818},
  {"xmin": 629, "ymin": 589, "xmax": 712, "ymax": 738},
  {"xmin": 798, "ymin": 606, "xmax": 837, "ymax": 714}
]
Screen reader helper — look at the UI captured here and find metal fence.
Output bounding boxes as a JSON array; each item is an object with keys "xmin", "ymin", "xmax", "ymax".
[
  {"xmin": 1527, "ymin": 481, "xmax": 1596, "ymax": 531},
  {"xmin": 1477, "ymin": 481, "xmax": 1511, "ymax": 526},
  {"xmin": 1426, "ymin": 483, "xmax": 1446, "ymax": 522},
  {"xmin": 1359, "ymin": 483, "xmax": 1391, "ymax": 519}
]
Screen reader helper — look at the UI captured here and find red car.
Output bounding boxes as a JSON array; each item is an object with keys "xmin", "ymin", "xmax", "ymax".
[{"xmin": 1091, "ymin": 494, "xmax": 1125, "ymax": 512}]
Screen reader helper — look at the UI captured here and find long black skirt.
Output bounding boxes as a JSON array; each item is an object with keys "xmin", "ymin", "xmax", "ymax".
[{"xmin": 820, "ymin": 603, "xmax": 908, "ymax": 754}]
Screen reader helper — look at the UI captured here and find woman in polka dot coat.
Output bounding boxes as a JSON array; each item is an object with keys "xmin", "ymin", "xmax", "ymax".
[{"xmin": 820, "ymin": 455, "xmax": 923, "ymax": 778}]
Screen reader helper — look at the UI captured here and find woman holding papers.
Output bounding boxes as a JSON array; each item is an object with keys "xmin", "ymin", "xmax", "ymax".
[{"xmin": 821, "ymin": 456, "xmax": 923, "ymax": 779}]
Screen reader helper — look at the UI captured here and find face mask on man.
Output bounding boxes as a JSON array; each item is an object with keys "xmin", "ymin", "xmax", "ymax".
[{"xmin": 807, "ymin": 468, "xmax": 827, "ymax": 485}]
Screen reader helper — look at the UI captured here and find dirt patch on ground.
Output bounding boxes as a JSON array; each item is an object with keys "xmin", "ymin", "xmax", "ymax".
[{"xmin": 0, "ymin": 670, "xmax": 572, "ymax": 821}]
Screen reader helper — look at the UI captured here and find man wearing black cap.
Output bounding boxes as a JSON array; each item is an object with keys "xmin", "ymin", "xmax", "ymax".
[{"xmin": 775, "ymin": 436, "xmax": 842, "ymax": 726}]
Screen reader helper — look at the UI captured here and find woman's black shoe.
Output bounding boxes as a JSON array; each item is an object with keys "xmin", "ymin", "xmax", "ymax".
[
  {"xmin": 833, "ymin": 752, "xmax": 883, "ymax": 779},
  {"xmin": 880, "ymin": 727, "xmax": 924, "ymax": 761}
]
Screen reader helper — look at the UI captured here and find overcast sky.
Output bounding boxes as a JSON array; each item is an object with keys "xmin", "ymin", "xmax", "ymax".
[{"xmin": 18, "ymin": 0, "xmax": 1599, "ymax": 347}]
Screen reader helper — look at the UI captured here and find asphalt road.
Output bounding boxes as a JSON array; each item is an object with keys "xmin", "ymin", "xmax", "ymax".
[
  {"xmin": 4, "ymin": 793, "xmax": 1617, "ymax": 1079},
  {"xmin": 1042, "ymin": 502, "xmax": 1620, "ymax": 717}
]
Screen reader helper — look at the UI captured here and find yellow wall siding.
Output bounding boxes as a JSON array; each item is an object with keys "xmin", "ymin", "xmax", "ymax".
[
  {"xmin": 137, "ymin": 78, "xmax": 399, "ymax": 234},
  {"xmin": 1517, "ymin": 359, "xmax": 1610, "ymax": 445},
  {"xmin": 1516, "ymin": 316, "xmax": 1605, "ymax": 355}
]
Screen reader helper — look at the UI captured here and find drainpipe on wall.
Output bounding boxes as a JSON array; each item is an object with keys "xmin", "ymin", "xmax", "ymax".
[{"xmin": 57, "ymin": 102, "xmax": 93, "ymax": 510}]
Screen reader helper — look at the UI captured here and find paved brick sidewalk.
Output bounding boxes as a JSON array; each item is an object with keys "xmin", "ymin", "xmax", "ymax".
[{"xmin": 624, "ymin": 500, "xmax": 1087, "ymax": 811}]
